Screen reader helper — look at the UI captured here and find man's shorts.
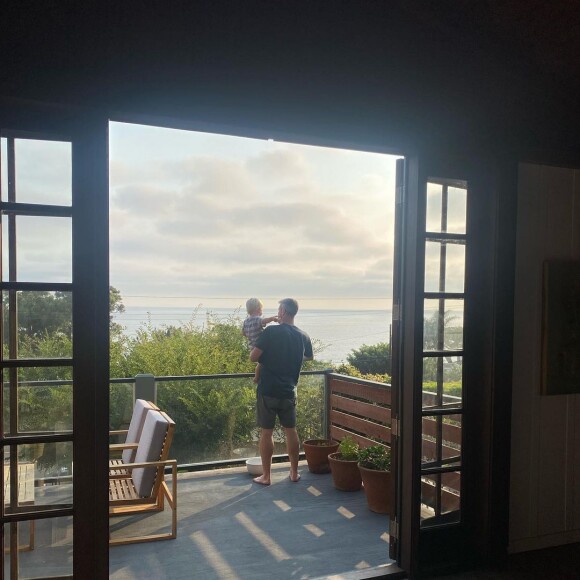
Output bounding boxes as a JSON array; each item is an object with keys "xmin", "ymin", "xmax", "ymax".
[{"xmin": 256, "ymin": 394, "xmax": 297, "ymax": 429}]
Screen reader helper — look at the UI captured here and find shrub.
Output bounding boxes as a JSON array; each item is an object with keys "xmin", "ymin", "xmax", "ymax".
[
  {"xmin": 346, "ymin": 342, "xmax": 391, "ymax": 375},
  {"xmin": 333, "ymin": 363, "xmax": 391, "ymax": 384},
  {"xmin": 358, "ymin": 444, "xmax": 391, "ymax": 471},
  {"xmin": 337, "ymin": 436, "xmax": 359, "ymax": 460}
]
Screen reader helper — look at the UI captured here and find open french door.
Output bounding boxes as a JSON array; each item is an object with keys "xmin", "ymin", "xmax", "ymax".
[
  {"xmin": 0, "ymin": 100, "xmax": 110, "ymax": 579},
  {"xmin": 391, "ymin": 154, "xmax": 513, "ymax": 577}
]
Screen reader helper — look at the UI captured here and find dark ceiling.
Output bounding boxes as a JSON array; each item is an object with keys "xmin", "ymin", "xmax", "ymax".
[{"xmin": 1, "ymin": 1, "xmax": 579, "ymax": 155}]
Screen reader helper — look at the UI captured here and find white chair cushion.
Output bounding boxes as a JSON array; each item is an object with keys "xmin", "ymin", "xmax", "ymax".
[
  {"xmin": 132, "ymin": 411, "xmax": 169, "ymax": 497},
  {"xmin": 121, "ymin": 399, "xmax": 153, "ymax": 464}
]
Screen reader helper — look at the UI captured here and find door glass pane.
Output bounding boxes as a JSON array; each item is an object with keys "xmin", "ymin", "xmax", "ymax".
[
  {"xmin": 0, "ymin": 138, "xmax": 7, "ymax": 198},
  {"xmin": 426, "ymin": 182, "xmax": 443, "ymax": 232},
  {"xmin": 424, "ymin": 241, "xmax": 465, "ymax": 293},
  {"xmin": 426, "ymin": 180, "xmax": 467, "ymax": 235},
  {"xmin": 3, "ymin": 442, "xmax": 73, "ymax": 511},
  {"xmin": 417, "ymin": 173, "xmax": 468, "ymax": 541},
  {"xmin": 421, "ymin": 414, "xmax": 462, "ymax": 466},
  {"xmin": 423, "ymin": 299, "xmax": 464, "ymax": 351},
  {"xmin": 446, "ymin": 186, "xmax": 467, "ymax": 234},
  {"xmin": 422, "ymin": 356, "xmax": 463, "ymax": 408},
  {"xmin": 421, "ymin": 471, "xmax": 461, "ymax": 526},
  {"xmin": 2, "ymin": 216, "xmax": 72, "ymax": 283},
  {"xmin": 1, "ymin": 129, "xmax": 75, "ymax": 579},
  {"xmin": 2, "ymin": 368, "xmax": 72, "ymax": 434},
  {"xmin": 3, "ymin": 138, "xmax": 72, "ymax": 206},
  {"xmin": 2, "ymin": 291, "xmax": 73, "ymax": 359},
  {"xmin": 3, "ymin": 516, "xmax": 73, "ymax": 577},
  {"xmin": 19, "ymin": 381, "xmax": 73, "ymax": 432}
]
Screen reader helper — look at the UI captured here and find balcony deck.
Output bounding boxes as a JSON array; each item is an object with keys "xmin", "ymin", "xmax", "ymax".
[
  {"xmin": 109, "ymin": 460, "xmax": 399, "ymax": 579},
  {"xmin": 9, "ymin": 372, "xmax": 404, "ymax": 578},
  {"xmin": 12, "ymin": 461, "xmax": 399, "ymax": 579}
]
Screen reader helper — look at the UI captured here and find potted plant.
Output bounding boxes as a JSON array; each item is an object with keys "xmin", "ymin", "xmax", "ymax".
[
  {"xmin": 358, "ymin": 444, "xmax": 392, "ymax": 513},
  {"xmin": 303, "ymin": 438, "xmax": 339, "ymax": 473},
  {"xmin": 328, "ymin": 436, "xmax": 362, "ymax": 491}
]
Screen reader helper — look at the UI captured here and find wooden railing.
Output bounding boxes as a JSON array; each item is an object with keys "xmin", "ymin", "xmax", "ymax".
[
  {"xmin": 328, "ymin": 373, "xmax": 391, "ymax": 448},
  {"xmin": 420, "ymin": 391, "xmax": 462, "ymax": 515},
  {"xmin": 327, "ymin": 373, "xmax": 461, "ymax": 516}
]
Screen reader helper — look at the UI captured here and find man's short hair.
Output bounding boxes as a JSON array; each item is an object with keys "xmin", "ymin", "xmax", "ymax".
[
  {"xmin": 246, "ymin": 297, "xmax": 263, "ymax": 314},
  {"xmin": 279, "ymin": 298, "xmax": 299, "ymax": 317}
]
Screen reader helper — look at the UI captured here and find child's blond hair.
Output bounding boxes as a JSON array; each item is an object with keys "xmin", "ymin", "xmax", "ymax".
[{"xmin": 246, "ymin": 297, "xmax": 263, "ymax": 315}]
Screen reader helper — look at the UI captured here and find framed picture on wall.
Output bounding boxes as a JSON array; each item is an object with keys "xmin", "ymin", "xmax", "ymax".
[{"xmin": 541, "ymin": 260, "xmax": 580, "ymax": 395}]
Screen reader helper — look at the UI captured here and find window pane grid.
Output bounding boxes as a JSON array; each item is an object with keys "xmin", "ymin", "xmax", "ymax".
[
  {"xmin": 425, "ymin": 233, "xmax": 466, "ymax": 242},
  {"xmin": 420, "ymin": 177, "xmax": 467, "ymax": 528},
  {"xmin": 1, "ymin": 133, "xmax": 75, "ymax": 577},
  {"xmin": 1, "ymin": 202, "xmax": 73, "ymax": 218}
]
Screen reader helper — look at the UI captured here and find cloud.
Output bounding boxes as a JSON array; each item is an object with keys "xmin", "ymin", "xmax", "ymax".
[
  {"xmin": 174, "ymin": 157, "xmax": 257, "ymax": 201},
  {"xmin": 5, "ymin": 128, "xmax": 398, "ymax": 312},
  {"xmin": 5, "ymin": 138, "xmax": 72, "ymax": 205},
  {"xmin": 112, "ymin": 184, "xmax": 182, "ymax": 216},
  {"xmin": 5, "ymin": 216, "xmax": 71, "ymax": 282},
  {"xmin": 246, "ymin": 148, "xmax": 312, "ymax": 182},
  {"xmin": 107, "ymin": 126, "xmax": 397, "ymax": 308}
]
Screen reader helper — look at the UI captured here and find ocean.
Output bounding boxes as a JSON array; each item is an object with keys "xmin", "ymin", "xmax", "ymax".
[{"xmin": 113, "ymin": 307, "xmax": 392, "ymax": 364}]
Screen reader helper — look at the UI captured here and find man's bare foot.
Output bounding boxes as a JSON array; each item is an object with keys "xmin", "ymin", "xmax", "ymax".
[
  {"xmin": 289, "ymin": 472, "xmax": 301, "ymax": 482},
  {"xmin": 253, "ymin": 475, "xmax": 271, "ymax": 486}
]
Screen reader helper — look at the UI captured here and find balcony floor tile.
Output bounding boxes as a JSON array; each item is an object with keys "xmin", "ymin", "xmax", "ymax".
[{"xmin": 109, "ymin": 460, "xmax": 398, "ymax": 579}]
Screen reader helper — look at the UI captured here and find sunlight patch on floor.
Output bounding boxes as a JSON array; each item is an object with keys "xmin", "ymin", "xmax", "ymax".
[
  {"xmin": 303, "ymin": 523, "xmax": 325, "ymax": 537},
  {"xmin": 273, "ymin": 499, "xmax": 291, "ymax": 512},
  {"xmin": 337, "ymin": 506, "xmax": 356, "ymax": 519},
  {"xmin": 191, "ymin": 530, "xmax": 241, "ymax": 580},
  {"xmin": 235, "ymin": 511, "xmax": 291, "ymax": 562}
]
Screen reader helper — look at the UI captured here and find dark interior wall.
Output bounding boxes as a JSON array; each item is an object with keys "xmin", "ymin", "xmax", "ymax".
[{"xmin": 1, "ymin": 1, "xmax": 579, "ymax": 156}]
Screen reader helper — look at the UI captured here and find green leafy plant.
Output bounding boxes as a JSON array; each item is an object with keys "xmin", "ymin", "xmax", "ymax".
[
  {"xmin": 337, "ymin": 436, "xmax": 359, "ymax": 460},
  {"xmin": 9, "ymin": 286, "xmax": 333, "ymax": 465},
  {"xmin": 358, "ymin": 444, "xmax": 391, "ymax": 471},
  {"xmin": 333, "ymin": 363, "xmax": 391, "ymax": 385},
  {"xmin": 346, "ymin": 342, "xmax": 391, "ymax": 375}
]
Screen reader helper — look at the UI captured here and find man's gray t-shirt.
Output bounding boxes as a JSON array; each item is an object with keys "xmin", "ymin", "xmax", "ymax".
[{"xmin": 255, "ymin": 323, "xmax": 313, "ymax": 399}]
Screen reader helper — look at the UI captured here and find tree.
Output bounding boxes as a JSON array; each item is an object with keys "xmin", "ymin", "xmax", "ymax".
[
  {"xmin": 9, "ymin": 293, "xmax": 331, "ymax": 465},
  {"xmin": 346, "ymin": 342, "xmax": 391, "ymax": 375},
  {"xmin": 2, "ymin": 291, "xmax": 72, "ymax": 342},
  {"xmin": 2, "ymin": 286, "xmax": 125, "ymax": 345},
  {"xmin": 423, "ymin": 309, "xmax": 462, "ymax": 351},
  {"xmin": 334, "ymin": 362, "xmax": 390, "ymax": 384},
  {"xmin": 422, "ymin": 310, "xmax": 463, "ymax": 382},
  {"xmin": 109, "ymin": 286, "xmax": 125, "ymax": 335}
]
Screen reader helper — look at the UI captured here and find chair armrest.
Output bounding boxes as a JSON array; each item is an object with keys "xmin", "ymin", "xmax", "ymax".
[
  {"xmin": 109, "ymin": 429, "xmax": 129, "ymax": 436},
  {"xmin": 160, "ymin": 461, "xmax": 178, "ymax": 509},
  {"xmin": 108, "ymin": 459, "xmax": 176, "ymax": 478},
  {"xmin": 109, "ymin": 443, "xmax": 138, "ymax": 451}
]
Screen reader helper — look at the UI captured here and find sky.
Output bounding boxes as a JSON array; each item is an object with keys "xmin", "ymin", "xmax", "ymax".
[
  {"xmin": 1, "ymin": 137, "xmax": 72, "ymax": 284},
  {"xmin": 1, "ymin": 126, "xmax": 468, "ymax": 315},
  {"xmin": 108, "ymin": 122, "xmax": 400, "ymax": 311}
]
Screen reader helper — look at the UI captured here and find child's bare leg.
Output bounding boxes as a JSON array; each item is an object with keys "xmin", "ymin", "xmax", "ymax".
[{"xmin": 253, "ymin": 363, "xmax": 261, "ymax": 384}]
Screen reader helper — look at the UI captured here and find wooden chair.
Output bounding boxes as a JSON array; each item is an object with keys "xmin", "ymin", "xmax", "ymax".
[
  {"xmin": 109, "ymin": 410, "xmax": 177, "ymax": 545},
  {"xmin": 109, "ymin": 399, "xmax": 159, "ymax": 476}
]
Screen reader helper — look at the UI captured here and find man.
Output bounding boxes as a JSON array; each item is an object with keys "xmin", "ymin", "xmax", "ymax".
[{"xmin": 250, "ymin": 297, "xmax": 313, "ymax": 485}]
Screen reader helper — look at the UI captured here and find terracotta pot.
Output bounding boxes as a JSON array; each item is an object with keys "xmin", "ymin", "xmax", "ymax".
[
  {"xmin": 358, "ymin": 464, "xmax": 392, "ymax": 514},
  {"xmin": 328, "ymin": 452, "xmax": 362, "ymax": 491},
  {"xmin": 303, "ymin": 439, "xmax": 339, "ymax": 474}
]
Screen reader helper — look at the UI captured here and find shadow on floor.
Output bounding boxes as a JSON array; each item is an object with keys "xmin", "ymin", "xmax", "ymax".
[
  {"xmin": 108, "ymin": 460, "xmax": 401, "ymax": 580},
  {"xmin": 433, "ymin": 543, "xmax": 580, "ymax": 580}
]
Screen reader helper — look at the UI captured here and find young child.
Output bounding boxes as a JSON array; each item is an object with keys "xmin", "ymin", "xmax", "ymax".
[{"xmin": 242, "ymin": 297, "xmax": 278, "ymax": 383}]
